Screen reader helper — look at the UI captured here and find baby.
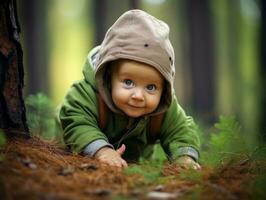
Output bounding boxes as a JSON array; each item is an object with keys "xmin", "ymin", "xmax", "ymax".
[{"xmin": 59, "ymin": 9, "xmax": 201, "ymax": 169}]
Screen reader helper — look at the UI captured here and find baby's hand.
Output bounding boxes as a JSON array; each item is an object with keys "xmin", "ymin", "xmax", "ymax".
[
  {"xmin": 94, "ymin": 144, "xmax": 128, "ymax": 168},
  {"xmin": 176, "ymin": 155, "xmax": 201, "ymax": 170}
]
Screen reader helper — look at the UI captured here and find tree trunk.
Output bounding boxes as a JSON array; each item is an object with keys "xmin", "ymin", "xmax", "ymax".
[
  {"xmin": 226, "ymin": 0, "xmax": 241, "ymax": 116},
  {"xmin": 129, "ymin": 0, "xmax": 139, "ymax": 9},
  {"xmin": 93, "ymin": 0, "xmax": 107, "ymax": 45},
  {"xmin": 18, "ymin": 0, "xmax": 49, "ymax": 95},
  {"xmin": 0, "ymin": 0, "xmax": 29, "ymax": 135},
  {"xmin": 186, "ymin": 0, "xmax": 216, "ymax": 124},
  {"xmin": 93, "ymin": 0, "xmax": 138, "ymax": 46},
  {"xmin": 260, "ymin": 0, "xmax": 266, "ymax": 139}
]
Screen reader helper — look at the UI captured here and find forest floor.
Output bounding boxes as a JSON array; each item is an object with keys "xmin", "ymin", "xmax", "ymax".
[{"xmin": 0, "ymin": 136, "xmax": 266, "ymax": 200}]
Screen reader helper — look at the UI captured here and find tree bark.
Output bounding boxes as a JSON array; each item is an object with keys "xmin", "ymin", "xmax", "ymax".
[
  {"xmin": 186, "ymin": 0, "xmax": 216, "ymax": 124},
  {"xmin": 0, "ymin": 0, "xmax": 29, "ymax": 135}
]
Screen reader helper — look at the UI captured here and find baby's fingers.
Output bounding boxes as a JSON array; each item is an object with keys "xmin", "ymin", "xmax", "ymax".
[
  {"xmin": 121, "ymin": 158, "xmax": 128, "ymax": 168},
  {"xmin": 176, "ymin": 156, "xmax": 201, "ymax": 170},
  {"xmin": 110, "ymin": 159, "xmax": 128, "ymax": 168},
  {"xmin": 194, "ymin": 162, "xmax": 201, "ymax": 170}
]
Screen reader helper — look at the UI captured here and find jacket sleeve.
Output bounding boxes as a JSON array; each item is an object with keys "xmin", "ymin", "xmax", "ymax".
[
  {"xmin": 159, "ymin": 95, "xmax": 201, "ymax": 161},
  {"xmin": 59, "ymin": 80, "xmax": 112, "ymax": 154}
]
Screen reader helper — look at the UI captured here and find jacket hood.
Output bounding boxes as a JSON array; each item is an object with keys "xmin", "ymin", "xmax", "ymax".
[{"xmin": 91, "ymin": 9, "xmax": 175, "ymax": 116}]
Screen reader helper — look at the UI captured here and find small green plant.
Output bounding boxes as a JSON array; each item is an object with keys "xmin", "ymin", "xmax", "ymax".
[
  {"xmin": 250, "ymin": 145, "xmax": 266, "ymax": 161},
  {"xmin": 25, "ymin": 92, "xmax": 62, "ymax": 140},
  {"xmin": 0, "ymin": 130, "xmax": 6, "ymax": 161},
  {"xmin": 201, "ymin": 116, "xmax": 249, "ymax": 166},
  {"xmin": 124, "ymin": 160, "xmax": 164, "ymax": 184},
  {"xmin": 179, "ymin": 168, "xmax": 202, "ymax": 182},
  {"xmin": 252, "ymin": 173, "xmax": 266, "ymax": 198}
]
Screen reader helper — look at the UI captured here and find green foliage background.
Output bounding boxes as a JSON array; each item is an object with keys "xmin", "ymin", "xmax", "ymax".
[{"xmin": 25, "ymin": 93, "xmax": 62, "ymax": 141}]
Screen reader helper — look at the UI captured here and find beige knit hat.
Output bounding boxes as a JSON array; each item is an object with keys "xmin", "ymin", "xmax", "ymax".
[{"xmin": 95, "ymin": 9, "xmax": 175, "ymax": 115}]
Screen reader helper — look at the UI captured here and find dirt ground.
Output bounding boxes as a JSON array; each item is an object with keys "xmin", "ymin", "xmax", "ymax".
[{"xmin": 0, "ymin": 135, "xmax": 265, "ymax": 200}]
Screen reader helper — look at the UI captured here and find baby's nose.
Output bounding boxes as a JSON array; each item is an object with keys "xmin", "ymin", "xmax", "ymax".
[{"xmin": 131, "ymin": 88, "xmax": 144, "ymax": 100}]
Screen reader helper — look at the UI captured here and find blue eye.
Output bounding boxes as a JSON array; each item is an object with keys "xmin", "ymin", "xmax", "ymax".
[
  {"xmin": 146, "ymin": 84, "xmax": 156, "ymax": 91},
  {"xmin": 123, "ymin": 79, "xmax": 134, "ymax": 88}
]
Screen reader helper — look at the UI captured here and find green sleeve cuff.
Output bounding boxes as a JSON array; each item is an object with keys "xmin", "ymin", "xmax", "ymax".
[
  {"xmin": 83, "ymin": 139, "xmax": 114, "ymax": 156},
  {"xmin": 176, "ymin": 147, "xmax": 199, "ymax": 161}
]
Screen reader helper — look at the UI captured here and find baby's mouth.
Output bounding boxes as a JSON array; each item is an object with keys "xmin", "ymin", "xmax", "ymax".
[{"xmin": 128, "ymin": 104, "xmax": 144, "ymax": 109}]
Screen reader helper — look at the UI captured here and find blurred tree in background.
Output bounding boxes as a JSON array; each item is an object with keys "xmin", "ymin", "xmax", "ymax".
[
  {"xmin": 14, "ymin": 0, "xmax": 265, "ymax": 142},
  {"xmin": 186, "ymin": 0, "xmax": 215, "ymax": 124},
  {"xmin": 0, "ymin": 0, "xmax": 28, "ymax": 134},
  {"xmin": 93, "ymin": 0, "xmax": 106, "ymax": 45},
  {"xmin": 260, "ymin": 0, "xmax": 266, "ymax": 139},
  {"xmin": 18, "ymin": 0, "xmax": 49, "ymax": 95}
]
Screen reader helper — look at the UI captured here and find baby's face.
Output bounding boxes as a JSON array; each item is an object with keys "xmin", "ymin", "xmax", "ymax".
[{"xmin": 111, "ymin": 60, "xmax": 164, "ymax": 118}]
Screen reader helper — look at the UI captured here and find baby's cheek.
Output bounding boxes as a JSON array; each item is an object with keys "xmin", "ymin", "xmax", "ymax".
[
  {"xmin": 148, "ymin": 95, "xmax": 161, "ymax": 110},
  {"xmin": 112, "ymin": 89, "xmax": 128, "ymax": 103}
]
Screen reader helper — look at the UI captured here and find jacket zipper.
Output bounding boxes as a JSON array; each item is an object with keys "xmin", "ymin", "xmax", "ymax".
[{"xmin": 113, "ymin": 118, "xmax": 140, "ymax": 149}]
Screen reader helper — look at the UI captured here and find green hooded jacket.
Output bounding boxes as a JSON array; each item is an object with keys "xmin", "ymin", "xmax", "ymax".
[{"xmin": 59, "ymin": 10, "xmax": 200, "ymax": 162}]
